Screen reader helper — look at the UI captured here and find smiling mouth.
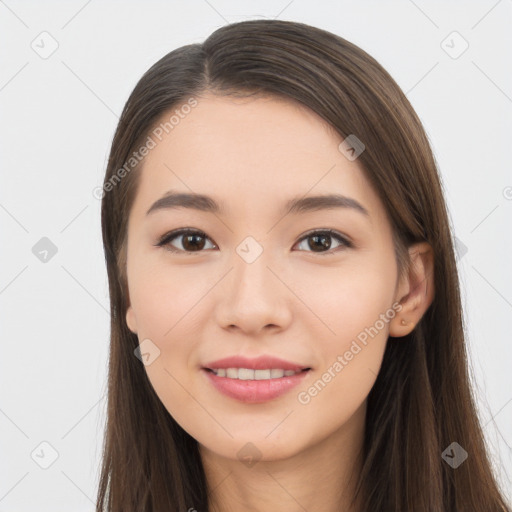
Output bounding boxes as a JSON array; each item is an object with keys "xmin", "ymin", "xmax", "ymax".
[{"xmin": 203, "ymin": 368, "xmax": 311, "ymax": 380}]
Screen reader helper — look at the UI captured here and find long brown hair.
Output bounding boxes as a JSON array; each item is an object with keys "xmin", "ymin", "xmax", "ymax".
[{"xmin": 97, "ymin": 19, "xmax": 511, "ymax": 511}]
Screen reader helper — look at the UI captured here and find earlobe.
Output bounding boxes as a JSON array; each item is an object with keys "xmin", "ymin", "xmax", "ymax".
[
  {"xmin": 389, "ymin": 242, "xmax": 435, "ymax": 338},
  {"xmin": 126, "ymin": 306, "xmax": 138, "ymax": 334}
]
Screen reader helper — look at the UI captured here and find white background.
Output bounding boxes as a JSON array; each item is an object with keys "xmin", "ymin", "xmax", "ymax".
[{"xmin": 0, "ymin": 1, "xmax": 511, "ymax": 510}]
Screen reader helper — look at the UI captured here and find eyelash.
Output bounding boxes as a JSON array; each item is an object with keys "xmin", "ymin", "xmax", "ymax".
[{"xmin": 155, "ymin": 228, "xmax": 353, "ymax": 256}]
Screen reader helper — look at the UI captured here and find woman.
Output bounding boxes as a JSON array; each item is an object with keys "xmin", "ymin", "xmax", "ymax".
[{"xmin": 96, "ymin": 19, "xmax": 511, "ymax": 512}]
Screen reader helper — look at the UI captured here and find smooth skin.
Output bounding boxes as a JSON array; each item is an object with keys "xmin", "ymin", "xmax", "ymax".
[{"xmin": 125, "ymin": 93, "xmax": 434, "ymax": 512}]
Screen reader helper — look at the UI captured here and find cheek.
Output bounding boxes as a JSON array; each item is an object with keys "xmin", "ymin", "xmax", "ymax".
[
  {"xmin": 294, "ymin": 302, "xmax": 391, "ymax": 438},
  {"xmin": 299, "ymin": 261, "xmax": 396, "ymax": 345},
  {"xmin": 127, "ymin": 264, "xmax": 205, "ymax": 397},
  {"xmin": 129, "ymin": 260, "xmax": 209, "ymax": 341},
  {"xmin": 293, "ymin": 264, "xmax": 395, "ymax": 408},
  {"xmin": 128, "ymin": 259, "xmax": 223, "ymax": 385}
]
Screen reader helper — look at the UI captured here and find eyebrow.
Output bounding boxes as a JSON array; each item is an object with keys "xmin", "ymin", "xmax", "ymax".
[{"xmin": 146, "ymin": 190, "xmax": 370, "ymax": 218}]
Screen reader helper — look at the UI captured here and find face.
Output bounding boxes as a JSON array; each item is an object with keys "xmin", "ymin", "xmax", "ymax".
[{"xmin": 124, "ymin": 93, "xmax": 406, "ymax": 463}]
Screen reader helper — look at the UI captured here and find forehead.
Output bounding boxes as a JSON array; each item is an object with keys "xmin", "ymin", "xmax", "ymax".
[{"xmin": 129, "ymin": 94, "xmax": 387, "ymax": 225}]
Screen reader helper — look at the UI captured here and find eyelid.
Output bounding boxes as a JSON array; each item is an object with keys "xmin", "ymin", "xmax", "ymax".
[
  {"xmin": 155, "ymin": 227, "xmax": 353, "ymax": 254},
  {"xmin": 298, "ymin": 228, "xmax": 352, "ymax": 245}
]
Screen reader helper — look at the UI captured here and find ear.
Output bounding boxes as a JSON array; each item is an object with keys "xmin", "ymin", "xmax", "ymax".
[
  {"xmin": 126, "ymin": 305, "xmax": 138, "ymax": 334},
  {"xmin": 389, "ymin": 242, "xmax": 435, "ymax": 338}
]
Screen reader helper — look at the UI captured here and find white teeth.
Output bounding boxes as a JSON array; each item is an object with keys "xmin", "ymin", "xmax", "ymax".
[
  {"xmin": 255, "ymin": 369, "xmax": 271, "ymax": 380},
  {"xmin": 226, "ymin": 368, "xmax": 238, "ymax": 378},
  {"xmin": 238, "ymin": 368, "xmax": 254, "ymax": 380},
  {"xmin": 211, "ymin": 367, "xmax": 303, "ymax": 379}
]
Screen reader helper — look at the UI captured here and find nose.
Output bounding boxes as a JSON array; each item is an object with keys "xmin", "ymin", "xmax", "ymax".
[{"xmin": 213, "ymin": 249, "xmax": 293, "ymax": 336}]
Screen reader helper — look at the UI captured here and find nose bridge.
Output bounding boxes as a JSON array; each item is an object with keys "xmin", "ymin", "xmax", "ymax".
[
  {"xmin": 232, "ymin": 234, "xmax": 277, "ymax": 301},
  {"xmin": 215, "ymin": 234, "xmax": 291, "ymax": 332}
]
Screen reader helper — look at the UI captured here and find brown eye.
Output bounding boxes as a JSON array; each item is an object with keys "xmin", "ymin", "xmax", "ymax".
[
  {"xmin": 156, "ymin": 229, "xmax": 216, "ymax": 254},
  {"xmin": 294, "ymin": 230, "xmax": 352, "ymax": 255}
]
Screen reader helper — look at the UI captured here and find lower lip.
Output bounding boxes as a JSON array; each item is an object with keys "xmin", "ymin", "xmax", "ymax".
[{"xmin": 202, "ymin": 369, "xmax": 310, "ymax": 403}]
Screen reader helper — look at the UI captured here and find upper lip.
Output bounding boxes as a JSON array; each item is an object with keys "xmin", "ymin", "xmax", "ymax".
[{"xmin": 203, "ymin": 355, "xmax": 311, "ymax": 372}]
